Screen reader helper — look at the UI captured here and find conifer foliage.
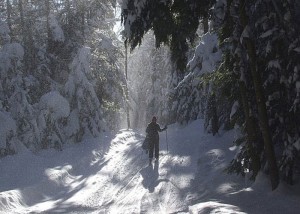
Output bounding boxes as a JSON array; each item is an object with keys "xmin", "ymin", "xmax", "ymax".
[
  {"xmin": 121, "ymin": 0, "xmax": 214, "ymax": 71},
  {"xmin": 121, "ymin": 0, "xmax": 300, "ymax": 189},
  {"xmin": 218, "ymin": 0, "xmax": 300, "ymax": 189},
  {"xmin": 0, "ymin": 0, "xmax": 125, "ymax": 155}
]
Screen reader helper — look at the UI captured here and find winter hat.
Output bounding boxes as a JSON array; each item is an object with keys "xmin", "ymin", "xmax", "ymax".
[{"xmin": 152, "ymin": 116, "xmax": 157, "ymax": 122}]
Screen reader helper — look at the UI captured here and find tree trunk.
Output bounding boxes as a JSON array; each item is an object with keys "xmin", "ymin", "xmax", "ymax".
[
  {"xmin": 18, "ymin": 0, "xmax": 35, "ymax": 74},
  {"xmin": 46, "ymin": 0, "xmax": 52, "ymax": 52},
  {"xmin": 238, "ymin": 80, "xmax": 261, "ymax": 176},
  {"xmin": 81, "ymin": 10, "xmax": 85, "ymax": 41},
  {"xmin": 18, "ymin": 0, "xmax": 25, "ymax": 39},
  {"xmin": 210, "ymin": 94, "xmax": 219, "ymax": 135},
  {"xmin": 65, "ymin": 0, "xmax": 71, "ymax": 34},
  {"xmin": 125, "ymin": 41, "xmax": 131, "ymax": 129},
  {"xmin": 239, "ymin": 0, "xmax": 279, "ymax": 190},
  {"xmin": 6, "ymin": 0, "xmax": 12, "ymax": 41},
  {"xmin": 203, "ymin": 17, "xmax": 209, "ymax": 33}
]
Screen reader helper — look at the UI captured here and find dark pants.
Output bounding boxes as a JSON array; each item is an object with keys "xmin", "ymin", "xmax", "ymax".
[{"xmin": 149, "ymin": 138, "xmax": 159, "ymax": 159}]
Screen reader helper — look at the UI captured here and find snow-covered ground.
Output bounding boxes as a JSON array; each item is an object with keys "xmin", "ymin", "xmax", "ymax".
[{"xmin": 1, "ymin": 120, "xmax": 299, "ymax": 214}]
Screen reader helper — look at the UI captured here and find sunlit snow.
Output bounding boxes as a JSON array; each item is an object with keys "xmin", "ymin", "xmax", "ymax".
[{"xmin": 1, "ymin": 120, "xmax": 299, "ymax": 214}]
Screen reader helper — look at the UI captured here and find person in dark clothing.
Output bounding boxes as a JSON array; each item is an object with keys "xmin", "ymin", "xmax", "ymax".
[{"xmin": 146, "ymin": 116, "xmax": 167, "ymax": 163}]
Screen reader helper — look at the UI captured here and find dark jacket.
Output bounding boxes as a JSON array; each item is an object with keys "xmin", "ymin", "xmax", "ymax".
[{"xmin": 146, "ymin": 122, "xmax": 166, "ymax": 141}]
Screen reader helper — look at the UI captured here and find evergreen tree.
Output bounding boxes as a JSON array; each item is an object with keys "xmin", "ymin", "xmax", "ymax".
[
  {"xmin": 121, "ymin": 0, "xmax": 215, "ymax": 71},
  {"xmin": 0, "ymin": 21, "xmax": 38, "ymax": 153},
  {"xmin": 64, "ymin": 47, "xmax": 106, "ymax": 142},
  {"xmin": 0, "ymin": 0, "xmax": 126, "ymax": 156},
  {"xmin": 219, "ymin": 0, "xmax": 300, "ymax": 188},
  {"xmin": 121, "ymin": 0, "xmax": 300, "ymax": 190},
  {"xmin": 169, "ymin": 32, "xmax": 230, "ymax": 137},
  {"xmin": 253, "ymin": 0, "xmax": 300, "ymax": 185}
]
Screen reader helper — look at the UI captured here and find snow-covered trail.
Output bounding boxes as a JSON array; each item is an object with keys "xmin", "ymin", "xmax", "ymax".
[
  {"xmin": 1, "ymin": 120, "xmax": 300, "ymax": 214},
  {"xmin": 75, "ymin": 122, "xmax": 203, "ymax": 214},
  {"xmin": 0, "ymin": 121, "xmax": 202, "ymax": 214},
  {"xmin": 85, "ymin": 130, "xmax": 193, "ymax": 213}
]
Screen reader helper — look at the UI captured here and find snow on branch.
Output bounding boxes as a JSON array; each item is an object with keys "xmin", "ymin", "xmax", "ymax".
[
  {"xmin": 48, "ymin": 14, "xmax": 65, "ymax": 42},
  {"xmin": 187, "ymin": 33, "xmax": 222, "ymax": 76},
  {"xmin": 39, "ymin": 91, "xmax": 70, "ymax": 120}
]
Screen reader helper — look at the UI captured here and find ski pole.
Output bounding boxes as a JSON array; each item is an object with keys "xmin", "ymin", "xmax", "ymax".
[{"xmin": 166, "ymin": 129, "xmax": 168, "ymax": 152}]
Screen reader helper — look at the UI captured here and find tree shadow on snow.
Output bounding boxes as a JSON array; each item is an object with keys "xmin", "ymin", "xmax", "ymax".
[
  {"xmin": 0, "ymin": 135, "xmax": 113, "ymax": 212},
  {"xmin": 40, "ymin": 202, "xmax": 98, "ymax": 213}
]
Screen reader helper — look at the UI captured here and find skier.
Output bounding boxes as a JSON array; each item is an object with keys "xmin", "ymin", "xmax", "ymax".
[{"xmin": 146, "ymin": 116, "xmax": 167, "ymax": 163}]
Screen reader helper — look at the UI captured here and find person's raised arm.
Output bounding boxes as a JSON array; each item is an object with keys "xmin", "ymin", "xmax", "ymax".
[{"xmin": 158, "ymin": 124, "xmax": 167, "ymax": 132}]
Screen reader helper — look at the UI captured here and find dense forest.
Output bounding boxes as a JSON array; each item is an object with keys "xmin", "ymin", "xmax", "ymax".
[
  {"xmin": 0, "ymin": 0, "xmax": 127, "ymax": 155},
  {"xmin": 0, "ymin": 0, "xmax": 299, "ymax": 191},
  {"xmin": 121, "ymin": 0, "xmax": 300, "ymax": 190}
]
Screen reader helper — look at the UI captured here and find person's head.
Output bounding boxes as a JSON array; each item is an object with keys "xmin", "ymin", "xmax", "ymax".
[{"xmin": 152, "ymin": 116, "xmax": 157, "ymax": 123}]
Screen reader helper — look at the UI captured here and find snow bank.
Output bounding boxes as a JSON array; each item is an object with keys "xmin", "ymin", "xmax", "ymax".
[{"xmin": 189, "ymin": 201, "xmax": 246, "ymax": 214}]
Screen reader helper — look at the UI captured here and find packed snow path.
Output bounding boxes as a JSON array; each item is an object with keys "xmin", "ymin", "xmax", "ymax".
[
  {"xmin": 1, "ymin": 122, "xmax": 203, "ymax": 214},
  {"xmin": 75, "ymin": 122, "xmax": 205, "ymax": 213},
  {"xmin": 1, "ymin": 120, "xmax": 300, "ymax": 214},
  {"xmin": 85, "ymin": 129, "xmax": 196, "ymax": 214}
]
